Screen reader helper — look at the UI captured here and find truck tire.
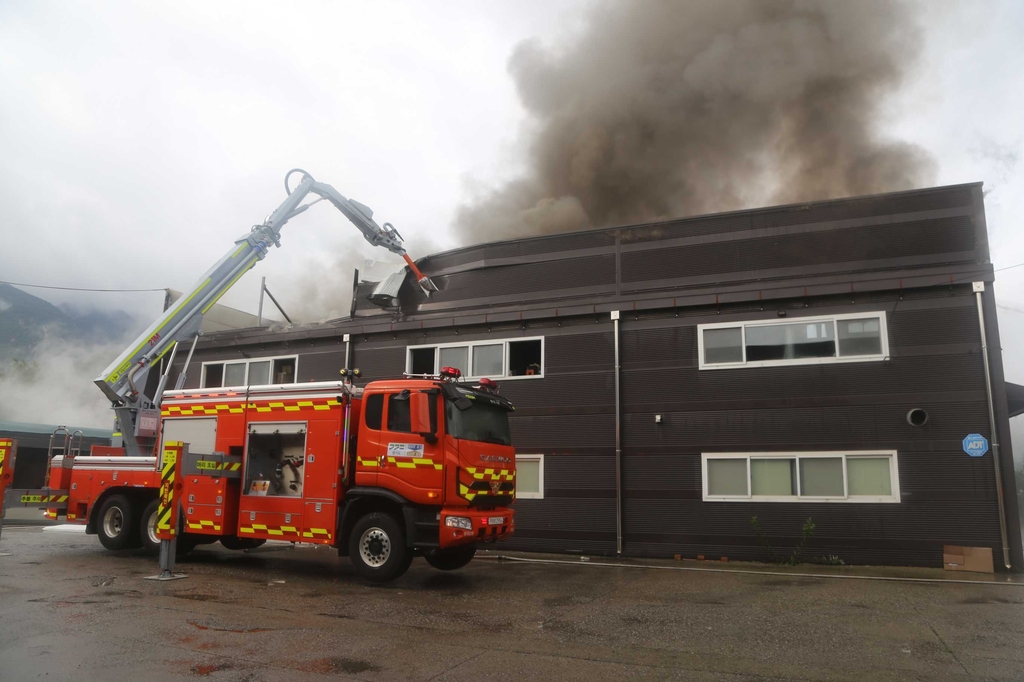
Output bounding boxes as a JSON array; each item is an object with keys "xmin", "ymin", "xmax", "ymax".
[
  {"xmin": 97, "ymin": 495, "xmax": 137, "ymax": 550},
  {"xmin": 139, "ymin": 499, "xmax": 161, "ymax": 554},
  {"xmin": 138, "ymin": 499, "xmax": 202, "ymax": 557},
  {"xmin": 425, "ymin": 545, "xmax": 476, "ymax": 571},
  {"xmin": 348, "ymin": 512, "xmax": 412, "ymax": 583}
]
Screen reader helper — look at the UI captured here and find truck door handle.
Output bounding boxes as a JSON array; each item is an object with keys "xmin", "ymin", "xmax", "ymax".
[{"xmin": 378, "ymin": 453, "xmax": 386, "ymax": 468}]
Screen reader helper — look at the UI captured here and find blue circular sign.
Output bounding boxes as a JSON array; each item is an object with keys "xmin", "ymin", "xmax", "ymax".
[{"xmin": 962, "ymin": 434, "xmax": 989, "ymax": 458}]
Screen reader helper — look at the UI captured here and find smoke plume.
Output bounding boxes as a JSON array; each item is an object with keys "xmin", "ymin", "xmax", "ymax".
[{"xmin": 456, "ymin": 0, "xmax": 935, "ymax": 242}]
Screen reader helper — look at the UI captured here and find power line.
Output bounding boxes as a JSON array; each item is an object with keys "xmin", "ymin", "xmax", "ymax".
[
  {"xmin": 995, "ymin": 262, "xmax": 1024, "ymax": 274},
  {"xmin": 0, "ymin": 279, "xmax": 166, "ymax": 293}
]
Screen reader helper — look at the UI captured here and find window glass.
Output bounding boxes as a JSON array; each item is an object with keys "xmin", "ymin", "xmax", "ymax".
[
  {"xmin": 387, "ymin": 393, "xmax": 412, "ymax": 433},
  {"xmin": 508, "ymin": 339, "xmax": 542, "ymax": 376},
  {"xmin": 837, "ymin": 318, "xmax": 883, "ymax": 357},
  {"xmin": 473, "ymin": 344, "xmax": 503, "ymax": 377},
  {"xmin": 247, "ymin": 360, "xmax": 271, "ymax": 386},
  {"xmin": 798, "ymin": 457, "xmax": 844, "ymax": 496},
  {"xmin": 363, "ymin": 394, "xmax": 383, "ymax": 430},
  {"xmin": 224, "ymin": 362, "xmax": 246, "ymax": 386},
  {"xmin": 203, "ymin": 363, "xmax": 224, "ymax": 388},
  {"xmin": 272, "ymin": 358, "xmax": 295, "ymax": 384},
  {"xmin": 707, "ymin": 459, "xmax": 747, "ymax": 496},
  {"xmin": 847, "ymin": 457, "xmax": 892, "ymax": 496},
  {"xmin": 410, "ymin": 347, "xmax": 436, "ymax": 375},
  {"xmin": 516, "ymin": 458, "xmax": 542, "ymax": 496},
  {"xmin": 751, "ymin": 458, "xmax": 796, "ymax": 496},
  {"xmin": 438, "ymin": 346, "xmax": 469, "ymax": 375},
  {"xmin": 704, "ymin": 328, "xmax": 743, "ymax": 364},
  {"xmin": 444, "ymin": 399, "xmax": 512, "ymax": 445},
  {"xmin": 746, "ymin": 322, "xmax": 835, "ymax": 361}
]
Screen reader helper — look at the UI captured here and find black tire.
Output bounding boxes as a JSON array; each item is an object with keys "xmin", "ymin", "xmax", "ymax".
[
  {"xmin": 425, "ymin": 545, "xmax": 477, "ymax": 571},
  {"xmin": 96, "ymin": 495, "xmax": 137, "ymax": 551},
  {"xmin": 220, "ymin": 536, "xmax": 266, "ymax": 551},
  {"xmin": 348, "ymin": 512, "xmax": 412, "ymax": 583},
  {"xmin": 139, "ymin": 499, "xmax": 161, "ymax": 554}
]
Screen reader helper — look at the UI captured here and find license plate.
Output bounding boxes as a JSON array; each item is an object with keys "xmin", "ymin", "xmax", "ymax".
[{"xmin": 487, "ymin": 517, "xmax": 505, "ymax": 526}]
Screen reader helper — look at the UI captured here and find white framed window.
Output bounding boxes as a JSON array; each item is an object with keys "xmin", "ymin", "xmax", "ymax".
[
  {"xmin": 698, "ymin": 312, "xmax": 888, "ymax": 370},
  {"xmin": 407, "ymin": 337, "xmax": 544, "ymax": 380},
  {"xmin": 702, "ymin": 451, "xmax": 899, "ymax": 503},
  {"xmin": 201, "ymin": 355, "xmax": 298, "ymax": 388},
  {"xmin": 515, "ymin": 454, "xmax": 544, "ymax": 499}
]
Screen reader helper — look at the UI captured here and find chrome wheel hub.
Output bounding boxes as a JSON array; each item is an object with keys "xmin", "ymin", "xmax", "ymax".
[
  {"xmin": 103, "ymin": 506, "xmax": 124, "ymax": 537},
  {"xmin": 146, "ymin": 510, "xmax": 159, "ymax": 545},
  {"xmin": 359, "ymin": 527, "xmax": 391, "ymax": 567}
]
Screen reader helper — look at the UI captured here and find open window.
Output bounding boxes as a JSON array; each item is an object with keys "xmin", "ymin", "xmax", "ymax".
[
  {"xmin": 243, "ymin": 423, "xmax": 306, "ymax": 498},
  {"xmin": 387, "ymin": 392, "xmax": 437, "ymax": 435},
  {"xmin": 409, "ymin": 347, "xmax": 436, "ymax": 375},
  {"xmin": 508, "ymin": 339, "xmax": 542, "ymax": 376},
  {"xmin": 406, "ymin": 337, "xmax": 544, "ymax": 379}
]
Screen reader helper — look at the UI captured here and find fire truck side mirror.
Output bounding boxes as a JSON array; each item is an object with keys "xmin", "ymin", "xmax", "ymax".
[{"xmin": 409, "ymin": 392, "xmax": 435, "ymax": 443}]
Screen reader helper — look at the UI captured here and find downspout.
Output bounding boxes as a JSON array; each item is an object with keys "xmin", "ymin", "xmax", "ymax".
[
  {"xmin": 974, "ymin": 282, "xmax": 1011, "ymax": 570},
  {"xmin": 612, "ymin": 310, "xmax": 622, "ymax": 556},
  {"xmin": 344, "ymin": 333, "xmax": 352, "ymax": 372}
]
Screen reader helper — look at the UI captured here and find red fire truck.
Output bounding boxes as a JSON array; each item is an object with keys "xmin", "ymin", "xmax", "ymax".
[
  {"xmin": 24, "ymin": 370, "xmax": 515, "ymax": 581},
  {"xmin": 0, "ymin": 170, "xmax": 516, "ymax": 582}
]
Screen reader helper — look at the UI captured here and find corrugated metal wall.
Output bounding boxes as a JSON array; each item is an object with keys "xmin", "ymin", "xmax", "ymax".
[{"xmin": 618, "ymin": 287, "xmax": 1003, "ymax": 567}]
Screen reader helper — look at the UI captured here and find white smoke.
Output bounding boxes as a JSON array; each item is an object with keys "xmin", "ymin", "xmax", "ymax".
[{"xmin": 0, "ymin": 336, "xmax": 125, "ymax": 428}]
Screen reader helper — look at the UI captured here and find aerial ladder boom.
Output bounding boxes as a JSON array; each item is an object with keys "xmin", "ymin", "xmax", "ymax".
[{"xmin": 94, "ymin": 169, "xmax": 435, "ymax": 456}]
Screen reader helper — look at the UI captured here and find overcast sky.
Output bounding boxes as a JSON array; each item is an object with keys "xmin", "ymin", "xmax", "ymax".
[{"xmin": 1, "ymin": 0, "xmax": 1022, "ymax": 379}]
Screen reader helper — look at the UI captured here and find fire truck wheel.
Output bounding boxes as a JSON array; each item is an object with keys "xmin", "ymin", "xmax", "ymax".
[
  {"xmin": 349, "ymin": 512, "xmax": 412, "ymax": 583},
  {"xmin": 97, "ymin": 495, "xmax": 137, "ymax": 551},
  {"xmin": 139, "ymin": 499, "xmax": 161, "ymax": 554},
  {"xmin": 424, "ymin": 545, "xmax": 477, "ymax": 571}
]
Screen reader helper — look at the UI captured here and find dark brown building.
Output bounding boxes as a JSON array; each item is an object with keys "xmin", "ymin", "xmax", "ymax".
[{"xmin": 168, "ymin": 182, "xmax": 1024, "ymax": 570}]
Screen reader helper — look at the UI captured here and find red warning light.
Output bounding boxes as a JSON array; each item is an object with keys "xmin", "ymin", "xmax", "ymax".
[{"xmin": 440, "ymin": 366, "xmax": 462, "ymax": 380}]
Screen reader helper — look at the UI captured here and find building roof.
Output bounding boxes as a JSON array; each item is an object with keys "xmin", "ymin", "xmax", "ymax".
[{"xmin": 188, "ymin": 181, "xmax": 992, "ymax": 351}]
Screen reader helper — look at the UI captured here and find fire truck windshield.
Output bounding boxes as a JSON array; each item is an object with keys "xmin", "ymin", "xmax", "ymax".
[{"xmin": 445, "ymin": 399, "xmax": 512, "ymax": 446}]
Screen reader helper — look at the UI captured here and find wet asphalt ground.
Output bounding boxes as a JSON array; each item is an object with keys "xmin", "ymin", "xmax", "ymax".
[{"xmin": 1, "ymin": 526, "xmax": 1023, "ymax": 681}]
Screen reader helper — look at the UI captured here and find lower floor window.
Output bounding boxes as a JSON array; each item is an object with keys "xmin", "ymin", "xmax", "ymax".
[
  {"xmin": 515, "ymin": 454, "xmax": 544, "ymax": 499},
  {"xmin": 703, "ymin": 451, "xmax": 899, "ymax": 502}
]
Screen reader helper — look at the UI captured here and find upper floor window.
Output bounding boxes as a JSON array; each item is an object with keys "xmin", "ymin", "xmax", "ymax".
[
  {"xmin": 201, "ymin": 355, "xmax": 298, "ymax": 388},
  {"xmin": 407, "ymin": 337, "xmax": 543, "ymax": 380},
  {"xmin": 698, "ymin": 312, "xmax": 888, "ymax": 370}
]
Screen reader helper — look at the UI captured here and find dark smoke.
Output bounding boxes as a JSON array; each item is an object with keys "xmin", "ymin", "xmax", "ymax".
[{"xmin": 456, "ymin": 0, "xmax": 935, "ymax": 243}]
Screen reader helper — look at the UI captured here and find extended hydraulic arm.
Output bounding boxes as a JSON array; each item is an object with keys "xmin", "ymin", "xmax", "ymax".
[{"xmin": 94, "ymin": 169, "xmax": 435, "ymax": 455}]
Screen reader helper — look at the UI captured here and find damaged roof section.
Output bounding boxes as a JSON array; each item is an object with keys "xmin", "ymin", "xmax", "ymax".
[{"xmin": 203, "ymin": 181, "xmax": 994, "ymax": 349}]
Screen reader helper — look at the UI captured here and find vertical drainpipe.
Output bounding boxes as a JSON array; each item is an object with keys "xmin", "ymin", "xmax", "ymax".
[
  {"xmin": 974, "ymin": 281, "xmax": 1011, "ymax": 570},
  {"xmin": 612, "ymin": 310, "xmax": 623, "ymax": 556}
]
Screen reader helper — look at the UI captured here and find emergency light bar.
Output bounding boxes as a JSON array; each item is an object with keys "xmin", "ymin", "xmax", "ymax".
[{"xmin": 440, "ymin": 366, "xmax": 462, "ymax": 380}]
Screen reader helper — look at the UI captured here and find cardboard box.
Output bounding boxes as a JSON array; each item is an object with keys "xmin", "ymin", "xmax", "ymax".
[{"xmin": 943, "ymin": 545, "xmax": 994, "ymax": 574}]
